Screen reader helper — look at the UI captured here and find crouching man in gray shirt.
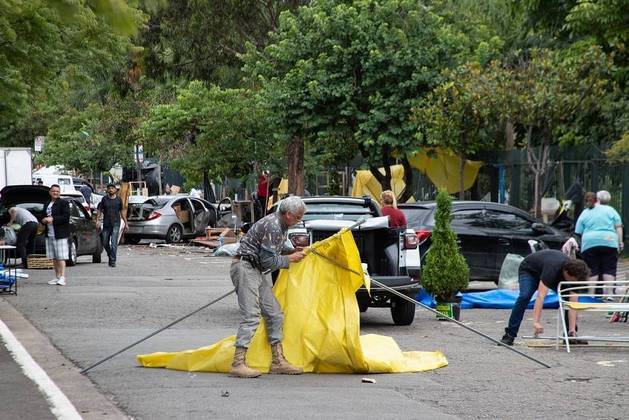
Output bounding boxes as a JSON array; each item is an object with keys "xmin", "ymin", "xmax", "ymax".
[{"xmin": 229, "ymin": 196, "xmax": 307, "ymax": 378}]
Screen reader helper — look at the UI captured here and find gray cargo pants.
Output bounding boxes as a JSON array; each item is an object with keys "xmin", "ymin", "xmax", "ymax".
[{"xmin": 230, "ymin": 259, "xmax": 284, "ymax": 348}]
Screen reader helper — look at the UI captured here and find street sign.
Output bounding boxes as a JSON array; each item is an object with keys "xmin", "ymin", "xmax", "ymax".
[
  {"xmin": 135, "ymin": 144, "xmax": 144, "ymax": 163},
  {"xmin": 34, "ymin": 136, "xmax": 45, "ymax": 152}
]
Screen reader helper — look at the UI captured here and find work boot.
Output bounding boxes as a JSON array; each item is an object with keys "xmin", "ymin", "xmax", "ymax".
[
  {"xmin": 229, "ymin": 347, "xmax": 261, "ymax": 378},
  {"xmin": 270, "ymin": 342, "xmax": 303, "ymax": 375}
]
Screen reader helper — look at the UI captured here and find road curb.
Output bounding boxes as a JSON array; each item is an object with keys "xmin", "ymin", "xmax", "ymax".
[{"xmin": 0, "ymin": 298, "xmax": 130, "ymax": 420}]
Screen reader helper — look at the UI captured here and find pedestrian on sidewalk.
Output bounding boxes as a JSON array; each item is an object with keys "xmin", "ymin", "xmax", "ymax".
[
  {"xmin": 41, "ymin": 184, "xmax": 70, "ymax": 286},
  {"xmin": 97, "ymin": 184, "xmax": 126, "ymax": 268},
  {"xmin": 229, "ymin": 195, "xmax": 307, "ymax": 378},
  {"xmin": 6, "ymin": 207, "xmax": 39, "ymax": 268},
  {"xmin": 500, "ymin": 249, "xmax": 590, "ymax": 346}
]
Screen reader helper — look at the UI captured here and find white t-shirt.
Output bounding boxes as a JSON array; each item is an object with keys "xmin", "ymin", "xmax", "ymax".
[
  {"xmin": 46, "ymin": 202, "xmax": 55, "ymax": 238},
  {"xmin": 13, "ymin": 207, "xmax": 38, "ymax": 225}
]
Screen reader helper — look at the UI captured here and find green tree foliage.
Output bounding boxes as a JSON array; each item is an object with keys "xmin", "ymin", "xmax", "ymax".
[
  {"xmin": 503, "ymin": 47, "xmax": 611, "ymax": 216},
  {"xmin": 0, "ymin": 0, "xmax": 145, "ymax": 146},
  {"xmin": 140, "ymin": 81, "xmax": 272, "ymax": 184},
  {"xmin": 139, "ymin": 1, "xmax": 306, "ymax": 86},
  {"xmin": 413, "ymin": 62, "xmax": 505, "ymax": 198},
  {"xmin": 606, "ymin": 132, "xmax": 629, "ymax": 162},
  {"xmin": 421, "ymin": 189, "xmax": 469, "ymax": 301},
  {"xmin": 38, "ymin": 104, "xmax": 134, "ymax": 174},
  {"xmin": 245, "ymin": 0, "xmax": 482, "ymax": 195}
]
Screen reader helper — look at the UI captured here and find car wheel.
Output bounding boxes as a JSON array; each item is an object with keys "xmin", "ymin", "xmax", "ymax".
[
  {"xmin": 125, "ymin": 237, "xmax": 141, "ymax": 245},
  {"xmin": 390, "ymin": 296, "xmax": 415, "ymax": 325},
  {"xmin": 165, "ymin": 224, "xmax": 183, "ymax": 243},
  {"xmin": 357, "ymin": 296, "xmax": 370, "ymax": 313},
  {"xmin": 358, "ymin": 301, "xmax": 369, "ymax": 313},
  {"xmin": 66, "ymin": 239, "xmax": 78, "ymax": 266},
  {"xmin": 92, "ymin": 237, "xmax": 102, "ymax": 263}
]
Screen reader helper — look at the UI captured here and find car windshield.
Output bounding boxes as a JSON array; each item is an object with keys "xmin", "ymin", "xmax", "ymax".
[{"xmin": 303, "ymin": 202, "xmax": 373, "ymax": 221}]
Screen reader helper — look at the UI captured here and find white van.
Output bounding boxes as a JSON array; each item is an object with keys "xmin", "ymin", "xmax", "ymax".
[{"xmin": 32, "ymin": 174, "xmax": 75, "ymax": 192}]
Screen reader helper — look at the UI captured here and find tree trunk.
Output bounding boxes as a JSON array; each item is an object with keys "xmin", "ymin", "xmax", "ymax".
[
  {"xmin": 370, "ymin": 165, "xmax": 392, "ymax": 191},
  {"xmin": 397, "ymin": 157, "xmax": 414, "ymax": 203},
  {"xmin": 459, "ymin": 156, "xmax": 466, "ymax": 200},
  {"xmin": 287, "ymin": 135, "xmax": 304, "ymax": 196},
  {"xmin": 369, "ymin": 145, "xmax": 393, "ymax": 191},
  {"xmin": 526, "ymin": 126, "xmax": 551, "ymax": 218}
]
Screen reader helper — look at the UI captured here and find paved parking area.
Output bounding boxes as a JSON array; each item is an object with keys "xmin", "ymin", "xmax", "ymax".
[{"xmin": 1, "ymin": 245, "xmax": 627, "ymax": 419}]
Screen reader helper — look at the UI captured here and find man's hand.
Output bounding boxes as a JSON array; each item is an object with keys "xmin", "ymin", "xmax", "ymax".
[
  {"xmin": 533, "ymin": 322, "xmax": 544, "ymax": 337},
  {"xmin": 42, "ymin": 217, "xmax": 52, "ymax": 225},
  {"xmin": 288, "ymin": 250, "xmax": 306, "ymax": 263}
]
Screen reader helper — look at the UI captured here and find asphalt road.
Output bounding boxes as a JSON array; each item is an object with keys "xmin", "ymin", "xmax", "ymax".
[{"xmin": 1, "ymin": 244, "xmax": 627, "ymax": 419}]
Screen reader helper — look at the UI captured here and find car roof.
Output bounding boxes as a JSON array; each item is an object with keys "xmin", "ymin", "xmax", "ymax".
[{"xmin": 399, "ymin": 200, "xmax": 536, "ymax": 221}]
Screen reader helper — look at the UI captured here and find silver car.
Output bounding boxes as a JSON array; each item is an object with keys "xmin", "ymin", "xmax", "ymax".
[{"xmin": 125, "ymin": 195, "xmax": 217, "ymax": 244}]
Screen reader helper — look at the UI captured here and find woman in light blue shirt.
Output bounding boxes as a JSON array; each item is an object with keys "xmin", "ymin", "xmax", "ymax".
[{"xmin": 575, "ymin": 190, "xmax": 624, "ymax": 296}]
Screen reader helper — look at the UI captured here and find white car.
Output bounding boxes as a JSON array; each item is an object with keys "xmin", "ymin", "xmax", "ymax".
[{"xmin": 60, "ymin": 191, "xmax": 90, "ymax": 213}]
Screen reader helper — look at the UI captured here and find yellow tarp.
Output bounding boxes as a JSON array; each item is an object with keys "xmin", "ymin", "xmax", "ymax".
[
  {"xmin": 407, "ymin": 149, "xmax": 483, "ymax": 194},
  {"xmin": 351, "ymin": 149, "xmax": 483, "ymax": 199},
  {"xmin": 137, "ymin": 229, "xmax": 447, "ymax": 373},
  {"xmin": 351, "ymin": 165, "xmax": 410, "ymax": 203}
]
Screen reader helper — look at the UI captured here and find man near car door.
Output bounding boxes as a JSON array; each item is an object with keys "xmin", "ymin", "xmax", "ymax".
[
  {"xmin": 41, "ymin": 184, "xmax": 71, "ymax": 286},
  {"xmin": 97, "ymin": 184, "xmax": 126, "ymax": 268},
  {"xmin": 501, "ymin": 249, "xmax": 590, "ymax": 346},
  {"xmin": 229, "ymin": 196, "xmax": 307, "ymax": 378},
  {"xmin": 6, "ymin": 207, "xmax": 39, "ymax": 268}
]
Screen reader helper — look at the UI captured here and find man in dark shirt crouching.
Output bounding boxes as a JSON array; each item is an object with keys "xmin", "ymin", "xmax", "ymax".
[{"xmin": 501, "ymin": 249, "xmax": 590, "ymax": 346}]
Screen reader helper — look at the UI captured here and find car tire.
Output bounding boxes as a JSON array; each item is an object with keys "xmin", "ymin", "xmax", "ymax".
[
  {"xmin": 66, "ymin": 239, "xmax": 78, "ymax": 267},
  {"xmin": 357, "ymin": 296, "xmax": 370, "ymax": 313},
  {"xmin": 165, "ymin": 224, "xmax": 183, "ymax": 243},
  {"xmin": 92, "ymin": 237, "xmax": 102, "ymax": 263},
  {"xmin": 390, "ymin": 297, "xmax": 415, "ymax": 325},
  {"xmin": 125, "ymin": 237, "xmax": 141, "ymax": 245}
]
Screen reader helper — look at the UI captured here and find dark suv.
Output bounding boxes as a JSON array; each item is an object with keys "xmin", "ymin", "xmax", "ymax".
[
  {"xmin": 399, "ymin": 201, "xmax": 571, "ymax": 282},
  {"xmin": 270, "ymin": 196, "xmax": 421, "ymax": 325}
]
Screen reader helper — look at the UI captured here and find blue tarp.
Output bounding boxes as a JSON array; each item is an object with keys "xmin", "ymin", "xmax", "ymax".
[{"xmin": 416, "ymin": 289, "xmax": 601, "ymax": 310}]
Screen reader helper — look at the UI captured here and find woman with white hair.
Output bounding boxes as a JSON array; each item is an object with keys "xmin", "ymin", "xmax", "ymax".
[{"xmin": 575, "ymin": 190, "xmax": 624, "ymax": 298}]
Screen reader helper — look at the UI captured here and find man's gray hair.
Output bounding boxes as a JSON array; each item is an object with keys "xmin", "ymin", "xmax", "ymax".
[
  {"xmin": 278, "ymin": 196, "xmax": 306, "ymax": 214},
  {"xmin": 596, "ymin": 190, "xmax": 611, "ymax": 204}
]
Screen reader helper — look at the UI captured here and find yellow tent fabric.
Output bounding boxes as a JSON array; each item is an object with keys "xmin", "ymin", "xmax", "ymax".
[
  {"xmin": 351, "ymin": 150, "xmax": 483, "ymax": 199},
  {"xmin": 351, "ymin": 165, "xmax": 409, "ymax": 203},
  {"xmin": 266, "ymin": 178, "xmax": 288, "ymax": 209},
  {"xmin": 407, "ymin": 149, "xmax": 483, "ymax": 194},
  {"xmin": 137, "ymin": 229, "xmax": 447, "ymax": 373}
]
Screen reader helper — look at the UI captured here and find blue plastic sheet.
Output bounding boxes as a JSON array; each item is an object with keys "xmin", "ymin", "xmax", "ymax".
[
  {"xmin": 416, "ymin": 289, "xmax": 600, "ymax": 310},
  {"xmin": 459, "ymin": 289, "xmax": 600, "ymax": 309}
]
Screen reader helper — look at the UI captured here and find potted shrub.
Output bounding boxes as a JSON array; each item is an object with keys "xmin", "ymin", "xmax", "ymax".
[{"xmin": 422, "ymin": 189, "xmax": 469, "ymax": 320}]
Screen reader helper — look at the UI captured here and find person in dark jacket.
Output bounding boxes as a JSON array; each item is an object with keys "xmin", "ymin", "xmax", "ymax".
[{"xmin": 41, "ymin": 184, "xmax": 71, "ymax": 286}]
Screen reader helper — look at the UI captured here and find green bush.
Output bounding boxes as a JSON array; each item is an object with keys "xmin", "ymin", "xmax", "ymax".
[{"xmin": 422, "ymin": 189, "xmax": 469, "ymax": 301}]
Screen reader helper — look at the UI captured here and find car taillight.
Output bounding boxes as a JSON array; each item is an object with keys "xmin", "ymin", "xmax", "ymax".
[
  {"xmin": 404, "ymin": 232, "xmax": 418, "ymax": 249},
  {"xmin": 415, "ymin": 229, "xmax": 432, "ymax": 244},
  {"xmin": 147, "ymin": 211, "xmax": 161, "ymax": 220},
  {"xmin": 289, "ymin": 233, "xmax": 310, "ymax": 248}
]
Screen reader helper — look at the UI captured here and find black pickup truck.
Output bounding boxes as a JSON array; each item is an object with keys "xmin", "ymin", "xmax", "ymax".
[{"xmin": 271, "ymin": 196, "xmax": 421, "ymax": 325}]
